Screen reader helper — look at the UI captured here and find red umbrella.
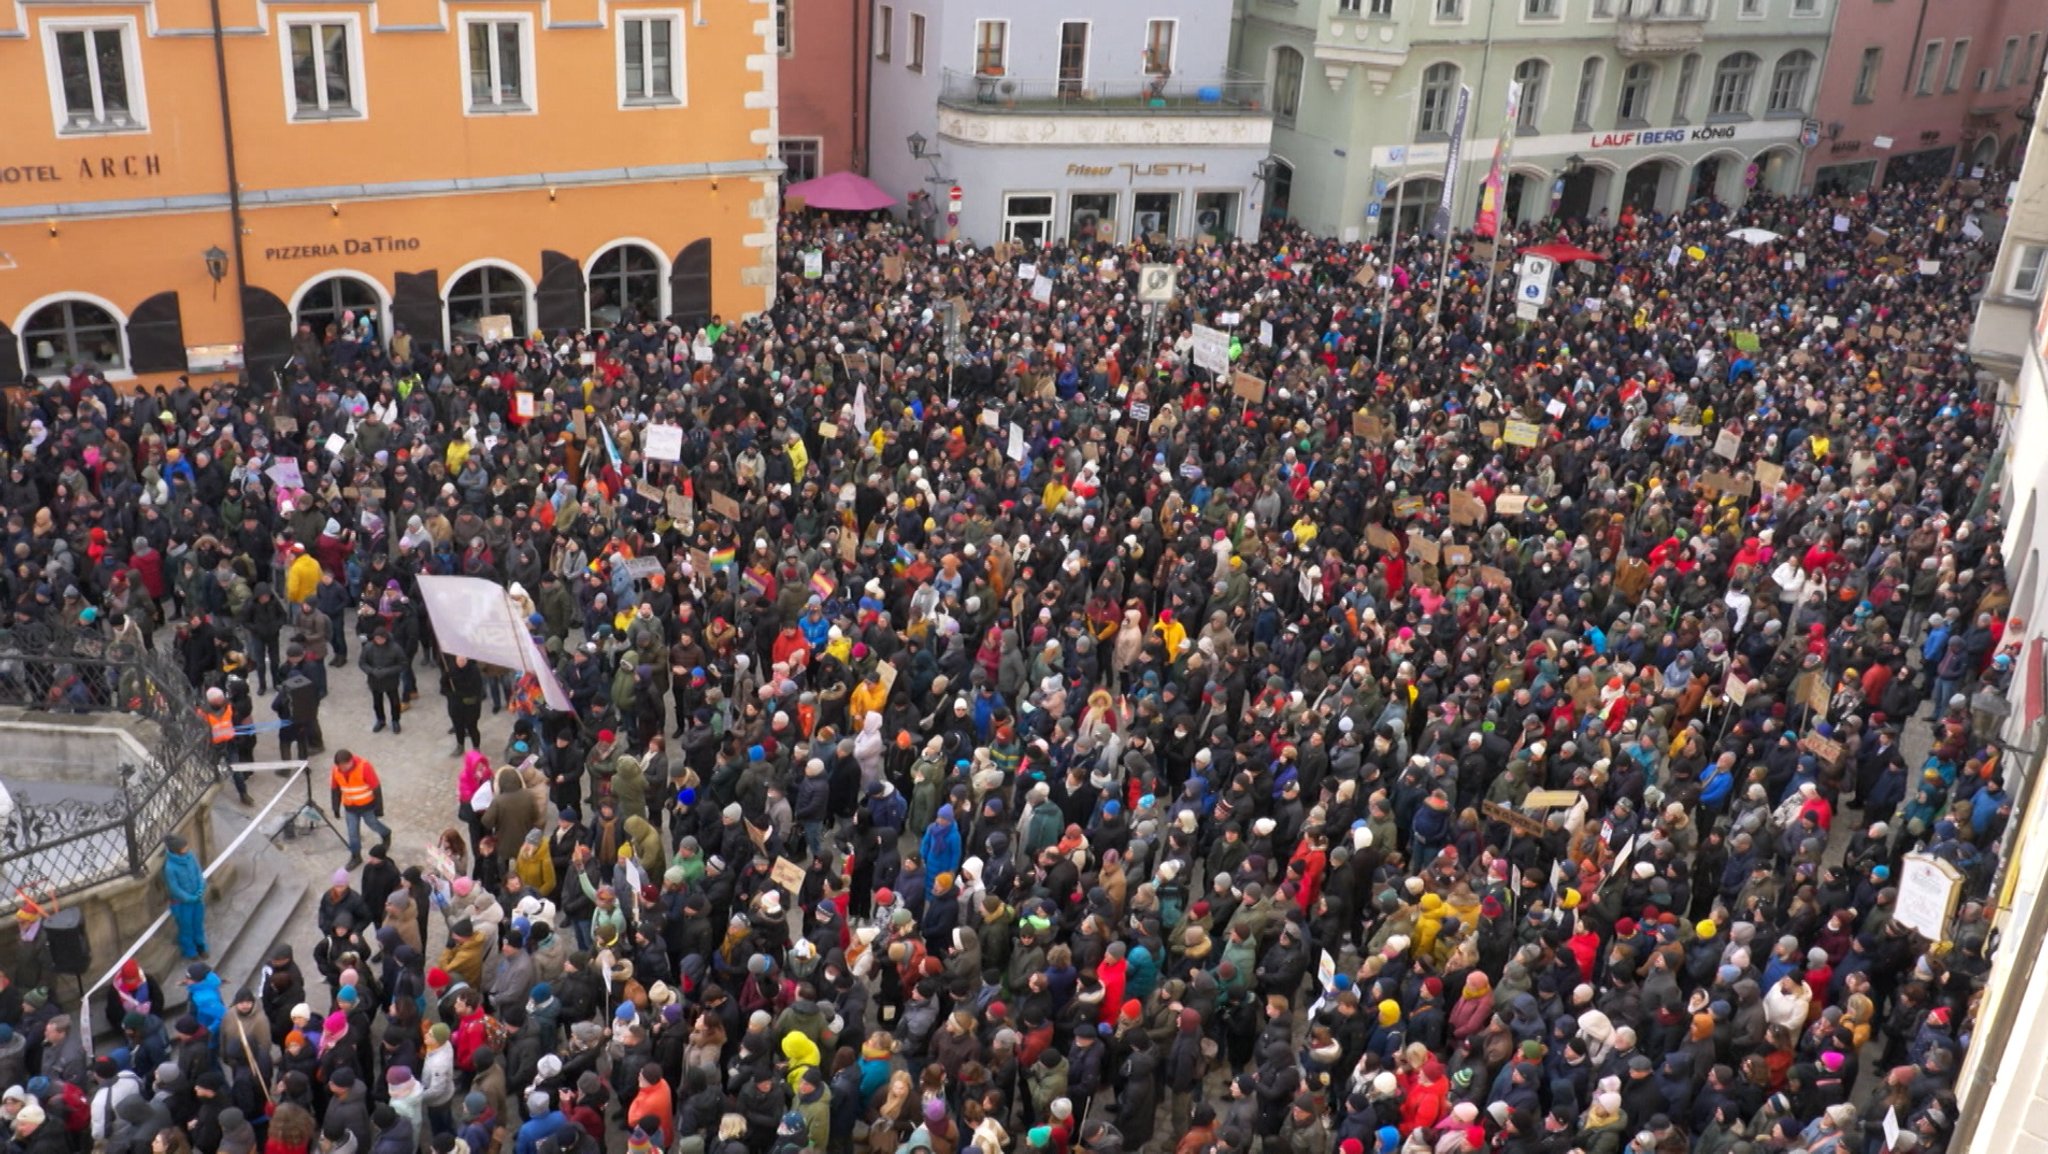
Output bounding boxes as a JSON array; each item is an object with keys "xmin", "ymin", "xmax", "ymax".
[
  {"xmin": 1520, "ymin": 242, "xmax": 1605, "ymax": 263},
  {"xmin": 784, "ymin": 171, "xmax": 898, "ymax": 212}
]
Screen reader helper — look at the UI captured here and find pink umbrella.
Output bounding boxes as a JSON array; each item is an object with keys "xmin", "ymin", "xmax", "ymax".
[{"xmin": 785, "ymin": 171, "xmax": 898, "ymax": 212}]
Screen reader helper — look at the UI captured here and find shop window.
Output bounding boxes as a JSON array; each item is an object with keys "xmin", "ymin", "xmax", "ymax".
[
  {"xmin": 620, "ymin": 14, "xmax": 684, "ymax": 106},
  {"xmin": 1132, "ymin": 191, "xmax": 1179, "ymax": 240},
  {"xmin": 281, "ymin": 16, "xmax": 364, "ymax": 120},
  {"xmin": 1194, "ymin": 192, "xmax": 1239, "ymax": 239},
  {"xmin": 1003, "ymin": 194, "xmax": 1055, "ymax": 246},
  {"xmin": 446, "ymin": 265, "xmax": 530, "ymax": 342},
  {"xmin": 296, "ymin": 276, "xmax": 383, "ymax": 343},
  {"xmin": 589, "ymin": 245, "xmax": 664, "ymax": 325},
  {"xmin": 1069, "ymin": 192, "xmax": 1117, "ymax": 243},
  {"xmin": 43, "ymin": 19, "xmax": 145, "ymax": 134},
  {"xmin": 21, "ymin": 299, "xmax": 125, "ymax": 375},
  {"xmin": 463, "ymin": 15, "xmax": 534, "ymax": 114},
  {"xmin": 780, "ymin": 138, "xmax": 822, "ymax": 184}
]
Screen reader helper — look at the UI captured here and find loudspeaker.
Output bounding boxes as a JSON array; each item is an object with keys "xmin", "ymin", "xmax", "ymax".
[{"xmin": 41, "ymin": 909, "xmax": 89, "ymax": 975}]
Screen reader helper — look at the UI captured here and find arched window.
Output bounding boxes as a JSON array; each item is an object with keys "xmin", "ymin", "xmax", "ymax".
[
  {"xmin": 1273, "ymin": 47, "xmax": 1304, "ymax": 125},
  {"xmin": 588, "ymin": 245, "xmax": 664, "ymax": 325},
  {"xmin": 1710, "ymin": 52, "xmax": 1758, "ymax": 117},
  {"xmin": 1618, "ymin": 61, "xmax": 1657, "ymax": 124},
  {"xmin": 1768, "ymin": 50, "xmax": 1814, "ymax": 114},
  {"xmin": 21, "ymin": 298, "xmax": 123, "ymax": 374},
  {"xmin": 1572, "ymin": 56, "xmax": 1602, "ymax": 128},
  {"xmin": 446, "ymin": 264, "xmax": 529, "ymax": 340},
  {"xmin": 1513, "ymin": 59, "xmax": 1547, "ymax": 130},
  {"xmin": 296, "ymin": 276, "xmax": 383, "ymax": 342},
  {"xmin": 1418, "ymin": 62, "xmax": 1458, "ymax": 136}
]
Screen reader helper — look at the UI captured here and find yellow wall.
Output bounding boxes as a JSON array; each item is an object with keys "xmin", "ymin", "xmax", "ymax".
[{"xmin": 0, "ymin": 0, "xmax": 781, "ymax": 385}]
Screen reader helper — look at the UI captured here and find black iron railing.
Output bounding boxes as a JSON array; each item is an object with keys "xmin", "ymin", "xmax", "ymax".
[{"xmin": 0, "ymin": 625, "xmax": 220, "ymax": 907}]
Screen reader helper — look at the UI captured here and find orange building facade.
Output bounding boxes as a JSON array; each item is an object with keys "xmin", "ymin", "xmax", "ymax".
[{"xmin": 0, "ymin": 0, "xmax": 782, "ymax": 388}]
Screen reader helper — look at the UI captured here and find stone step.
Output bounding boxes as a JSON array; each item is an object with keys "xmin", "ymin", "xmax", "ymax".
[{"xmin": 154, "ymin": 856, "xmax": 310, "ymax": 1022}]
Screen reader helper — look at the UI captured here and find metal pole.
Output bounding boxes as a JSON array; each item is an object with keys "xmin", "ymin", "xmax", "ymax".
[{"xmin": 1376, "ymin": 89, "xmax": 1420, "ymax": 368}]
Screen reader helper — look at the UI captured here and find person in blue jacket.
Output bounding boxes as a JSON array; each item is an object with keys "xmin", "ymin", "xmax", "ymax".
[
  {"xmin": 162, "ymin": 833, "xmax": 207, "ymax": 959},
  {"xmin": 180, "ymin": 961, "xmax": 227, "ymax": 1037},
  {"xmin": 919, "ymin": 805, "xmax": 962, "ymax": 897}
]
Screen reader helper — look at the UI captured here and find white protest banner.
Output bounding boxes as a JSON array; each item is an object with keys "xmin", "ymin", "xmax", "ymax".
[
  {"xmin": 266, "ymin": 459, "xmax": 303, "ymax": 489},
  {"xmin": 1007, "ymin": 422, "xmax": 1027, "ymax": 462},
  {"xmin": 643, "ymin": 424, "xmax": 685, "ymax": 462},
  {"xmin": 1031, "ymin": 276, "xmax": 1054, "ymax": 305},
  {"xmin": 1259, "ymin": 320, "xmax": 1274, "ymax": 347},
  {"xmin": 802, "ymin": 251, "xmax": 824, "ymax": 279},
  {"xmin": 416, "ymin": 576, "xmax": 574, "ymax": 712},
  {"xmin": 1018, "ymin": 262, "xmax": 1038, "ymax": 283},
  {"xmin": 1191, "ymin": 325, "xmax": 1230, "ymax": 375}
]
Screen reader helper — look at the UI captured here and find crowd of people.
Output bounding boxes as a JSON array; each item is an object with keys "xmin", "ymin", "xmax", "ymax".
[{"xmin": 0, "ymin": 169, "xmax": 2022, "ymax": 1154}]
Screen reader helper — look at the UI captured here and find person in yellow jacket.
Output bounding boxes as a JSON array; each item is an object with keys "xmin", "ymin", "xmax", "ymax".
[
  {"xmin": 785, "ymin": 432, "xmax": 809, "ymax": 481},
  {"xmin": 283, "ymin": 544, "xmax": 322, "ymax": 604},
  {"xmin": 848, "ymin": 668, "xmax": 888, "ymax": 730},
  {"xmin": 1152, "ymin": 609, "xmax": 1187, "ymax": 658}
]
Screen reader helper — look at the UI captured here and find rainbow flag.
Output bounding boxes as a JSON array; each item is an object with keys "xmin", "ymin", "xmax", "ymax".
[
  {"xmin": 709, "ymin": 547, "xmax": 735, "ymax": 571},
  {"xmin": 810, "ymin": 572, "xmax": 837, "ymax": 601},
  {"xmin": 891, "ymin": 546, "xmax": 912, "ymax": 575}
]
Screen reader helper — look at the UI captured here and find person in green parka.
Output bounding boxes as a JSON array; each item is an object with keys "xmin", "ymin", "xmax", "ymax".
[{"xmin": 612, "ymin": 753, "xmax": 649, "ymax": 823}]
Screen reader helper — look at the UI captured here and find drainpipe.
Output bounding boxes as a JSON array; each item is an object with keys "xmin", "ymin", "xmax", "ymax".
[
  {"xmin": 1902, "ymin": 0, "xmax": 1932, "ymax": 98},
  {"xmin": 860, "ymin": 1, "xmax": 876, "ymax": 176},
  {"xmin": 207, "ymin": 0, "xmax": 253, "ymax": 379}
]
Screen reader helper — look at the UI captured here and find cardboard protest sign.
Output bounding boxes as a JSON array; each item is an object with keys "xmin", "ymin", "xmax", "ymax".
[
  {"xmin": 1443, "ymin": 544, "xmax": 1473, "ymax": 568},
  {"xmin": 882, "ymin": 255, "xmax": 904, "ymax": 283},
  {"xmin": 1669, "ymin": 423, "xmax": 1704, "ymax": 438},
  {"xmin": 1232, "ymin": 372, "xmax": 1267, "ymax": 404},
  {"xmin": 709, "ymin": 490, "xmax": 742, "ymax": 521},
  {"xmin": 1494, "ymin": 494, "xmax": 1528, "ymax": 515},
  {"xmin": 1756, "ymin": 460, "xmax": 1785, "ymax": 490},
  {"xmin": 1392, "ymin": 496, "xmax": 1426, "ymax": 519},
  {"xmin": 1504, "ymin": 420, "xmax": 1541, "ymax": 447},
  {"xmin": 1354, "ymin": 412, "xmax": 1389, "ymax": 441},
  {"xmin": 1479, "ymin": 420, "xmax": 1501, "ymax": 439},
  {"xmin": 1700, "ymin": 470, "xmax": 1754, "ymax": 498},
  {"xmin": 1407, "ymin": 536, "xmax": 1440, "ymax": 564},
  {"xmin": 1451, "ymin": 490, "xmax": 1487, "ymax": 526},
  {"xmin": 1477, "ymin": 565, "xmax": 1512, "ymax": 591},
  {"xmin": 1713, "ymin": 428, "xmax": 1742, "ymax": 461},
  {"xmin": 1366, "ymin": 525, "xmax": 1400, "ymax": 553}
]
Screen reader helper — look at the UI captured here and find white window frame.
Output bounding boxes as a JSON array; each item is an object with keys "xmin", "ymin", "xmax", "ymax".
[
  {"xmin": 1944, "ymin": 39, "xmax": 1969, "ymax": 93},
  {"xmin": 1433, "ymin": 0, "xmax": 1467, "ymax": 23},
  {"xmin": 1274, "ymin": 46, "xmax": 1305, "ymax": 125},
  {"xmin": 1055, "ymin": 20, "xmax": 1091, "ymax": 91},
  {"xmin": 1917, "ymin": 40, "xmax": 1942, "ymax": 96},
  {"xmin": 616, "ymin": 11, "xmax": 686, "ymax": 109},
  {"xmin": 1513, "ymin": 58, "xmax": 1548, "ymax": 131},
  {"xmin": 1790, "ymin": 0, "xmax": 1821, "ymax": 15},
  {"xmin": 1001, "ymin": 192, "xmax": 1057, "ymax": 246},
  {"xmin": 1767, "ymin": 50, "xmax": 1812, "ymax": 114},
  {"xmin": 1589, "ymin": 0, "xmax": 1616, "ymax": 19},
  {"xmin": 1572, "ymin": 56, "xmax": 1602, "ymax": 130},
  {"xmin": 778, "ymin": 136, "xmax": 822, "ymax": 183},
  {"xmin": 2010, "ymin": 244, "xmax": 2047, "ymax": 300},
  {"xmin": 16, "ymin": 292, "xmax": 133, "ymax": 383},
  {"xmin": 1521, "ymin": 0, "xmax": 1560, "ymax": 22},
  {"xmin": 1131, "ymin": 190, "xmax": 1180, "ymax": 239},
  {"xmin": 459, "ymin": 13, "xmax": 537, "ymax": 115},
  {"xmin": 1709, "ymin": 52, "xmax": 1756, "ymax": 118},
  {"xmin": 40, "ymin": 16, "xmax": 148, "ymax": 136},
  {"xmin": 1143, "ymin": 19, "xmax": 1177, "ymax": 77},
  {"xmin": 277, "ymin": 13, "xmax": 366, "ymax": 122},
  {"xmin": 1617, "ymin": 61, "xmax": 1655, "ymax": 125},
  {"xmin": 1337, "ymin": 0, "xmax": 1362, "ymax": 12},
  {"xmin": 1418, "ymin": 62, "xmax": 1459, "ymax": 136},
  {"xmin": 774, "ymin": 0, "xmax": 791, "ymax": 55},
  {"xmin": 908, "ymin": 12, "xmax": 925, "ymax": 72},
  {"xmin": 974, "ymin": 19, "xmax": 1006, "ymax": 74},
  {"xmin": 1369, "ymin": 0, "xmax": 1396, "ymax": 14},
  {"xmin": 1672, "ymin": 53, "xmax": 1699, "ymax": 123},
  {"xmin": 1738, "ymin": 0, "xmax": 1764, "ymax": 19},
  {"xmin": 875, "ymin": 5, "xmax": 892, "ymax": 62}
]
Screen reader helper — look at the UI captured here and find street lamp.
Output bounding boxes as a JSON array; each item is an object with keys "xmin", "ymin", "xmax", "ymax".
[
  {"xmin": 907, "ymin": 132, "xmax": 930, "ymax": 160},
  {"xmin": 203, "ymin": 245, "xmax": 229, "ymax": 299}
]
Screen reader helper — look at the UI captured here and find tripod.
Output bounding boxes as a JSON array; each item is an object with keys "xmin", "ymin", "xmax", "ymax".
[{"xmin": 243, "ymin": 760, "xmax": 349, "ymax": 850}]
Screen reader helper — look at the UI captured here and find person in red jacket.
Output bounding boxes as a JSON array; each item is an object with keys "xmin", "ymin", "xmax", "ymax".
[{"xmin": 1398, "ymin": 1059, "xmax": 1449, "ymax": 1135}]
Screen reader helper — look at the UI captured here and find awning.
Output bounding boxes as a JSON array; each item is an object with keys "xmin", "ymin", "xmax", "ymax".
[{"xmin": 1521, "ymin": 242, "xmax": 1605, "ymax": 263}]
